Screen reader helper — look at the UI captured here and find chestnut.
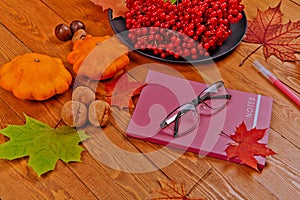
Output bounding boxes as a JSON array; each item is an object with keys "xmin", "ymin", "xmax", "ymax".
[
  {"xmin": 70, "ymin": 20, "xmax": 86, "ymax": 34},
  {"xmin": 55, "ymin": 23, "xmax": 72, "ymax": 41}
]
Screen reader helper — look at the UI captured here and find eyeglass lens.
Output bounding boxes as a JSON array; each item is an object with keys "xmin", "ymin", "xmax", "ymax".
[
  {"xmin": 164, "ymin": 103, "xmax": 199, "ymax": 137},
  {"xmin": 198, "ymin": 82, "xmax": 230, "ymax": 115}
]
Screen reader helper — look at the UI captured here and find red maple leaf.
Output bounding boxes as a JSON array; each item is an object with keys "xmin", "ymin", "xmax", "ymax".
[
  {"xmin": 90, "ymin": 0, "xmax": 128, "ymax": 19},
  {"xmin": 148, "ymin": 170, "xmax": 212, "ymax": 199},
  {"xmin": 105, "ymin": 73, "xmax": 146, "ymax": 109},
  {"xmin": 225, "ymin": 121, "xmax": 276, "ymax": 170},
  {"xmin": 148, "ymin": 179, "xmax": 204, "ymax": 200},
  {"xmin": 242, "ymin": 1, "xmax": 300, "ymax": 64}
]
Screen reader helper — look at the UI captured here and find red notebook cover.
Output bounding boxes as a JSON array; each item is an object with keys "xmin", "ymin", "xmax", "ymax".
[{"xmin": 126, "ymin": 71, "xmax": 273, "ymax": 169}]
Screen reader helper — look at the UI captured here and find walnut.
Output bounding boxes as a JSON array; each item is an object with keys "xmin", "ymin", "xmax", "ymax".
[
  {"xmin": 88, "ymin": 100, "xmax": 111, "ymax": 127},
  {"xmin": 61, "ymin": 101, "xmax": 87, "ymax": 127},
  {"xmin": 72, "ymin": 86, "xmax": 95, "ymax": 106}
]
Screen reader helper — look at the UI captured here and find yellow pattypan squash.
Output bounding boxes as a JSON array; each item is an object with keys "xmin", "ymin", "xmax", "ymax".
[
  {"xmin": 67, "ymin": 35, "xmax": 130, "ymax": 80},
  {"xmin": 0, "ymin": 53, "xmax": 72, "ymax": 100}
]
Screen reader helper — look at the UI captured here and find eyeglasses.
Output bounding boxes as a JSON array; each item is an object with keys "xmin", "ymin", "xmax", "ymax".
[{"xmin": 159, "ymin": 81, "xmax": 231, "ymax": 138}]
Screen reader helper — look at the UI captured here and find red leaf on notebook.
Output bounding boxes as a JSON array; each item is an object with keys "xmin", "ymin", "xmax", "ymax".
[
  {"xmin": 89, "ymin": 0, "xmax": 128, "ymax": 19},
  {"xmin": 241, "ymin": 2, "xmax": 300, "ymax": 64},
  {"xmin": 105, "ymin": 73, "xmax": 146, "ymax": 109},
  {"xmin": 225, "ymin": 121, "xmax": 276, "ymax": 170}
]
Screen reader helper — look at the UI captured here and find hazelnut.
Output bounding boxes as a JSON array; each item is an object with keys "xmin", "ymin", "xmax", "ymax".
[
  {"xmin": 88, "ymin": 100, "xmax": 111, "ymax": 127},
  {"xmin": 72, "ymin": 29, "xmax": 87, "ymax": 43},
  {"xmin": 72, "ymin": 86, "xmax": 95, "ymax": 106},
  {"xmin": 61, "ymin": 101, "xmax": 87, "ymax": 127}
]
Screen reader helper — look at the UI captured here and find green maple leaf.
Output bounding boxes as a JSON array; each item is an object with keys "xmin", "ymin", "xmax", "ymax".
[{"xmin": 0, "ymin": 115, "xmax": 89, "ymax": 177}]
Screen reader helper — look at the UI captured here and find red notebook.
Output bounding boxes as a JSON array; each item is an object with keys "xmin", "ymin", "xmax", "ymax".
[{"xmin": 126, "ymin": 71, "xmax": 273, "ymax": 169}]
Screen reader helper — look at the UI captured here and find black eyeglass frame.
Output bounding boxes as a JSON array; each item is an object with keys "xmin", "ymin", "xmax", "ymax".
[{"xmin": 159, "ymin": 81, "xmax": 231, "ymax": 138}]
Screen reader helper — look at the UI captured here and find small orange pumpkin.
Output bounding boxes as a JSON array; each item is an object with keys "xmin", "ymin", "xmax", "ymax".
[
  {"xmin": 67, "ymin": 35, "xmax": 129, "ymax": 80},
  {"xmin": 0, "ymin": 53, "xmax": 72, "ymax": 100}
]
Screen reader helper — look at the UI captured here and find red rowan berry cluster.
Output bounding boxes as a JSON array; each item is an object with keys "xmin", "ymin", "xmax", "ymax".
[{"xmin": 125, "ymin": 0, "xmax": 244, "ymax": 60}]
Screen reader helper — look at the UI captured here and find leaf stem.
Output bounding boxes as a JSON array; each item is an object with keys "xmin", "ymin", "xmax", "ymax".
[
  {"xmin": 186, "ymin": 168, "xmax": 212, "ymax": 197},
  {"xmin": 239, "ymin": 44, "xmax": 263, "ymax": 67},
  {"xmin": 54, "ymin": 118, "xmax": 63, "ymax": 129},
  {"xmin": 220, "ymin": 131, "xmax": 231, "ymax": 139}
]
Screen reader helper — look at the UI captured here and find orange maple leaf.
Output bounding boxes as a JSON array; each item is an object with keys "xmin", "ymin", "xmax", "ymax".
[
  {"xmin": 90, "ymin": 0, "xmax": 128, "ymax": 19},
  {"xmin": 225, "ymin": 121, "xmax": 276, "ymax": 171},
  {"xmin": 242, "ymin": 1, "xmax": 300, "ymax": 63},
  {"xmin": 105, "ymin": 73, "xmax": 146, "ymax": 109}
]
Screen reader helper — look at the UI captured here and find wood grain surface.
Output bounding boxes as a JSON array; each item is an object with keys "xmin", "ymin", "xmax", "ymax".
[{"xmin": 0, "ymin": 0, "xmax": 299, "ymax": 199}]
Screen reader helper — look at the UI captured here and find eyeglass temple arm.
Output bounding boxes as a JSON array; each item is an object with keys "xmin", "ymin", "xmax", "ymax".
[
  {"xmin": 173, "ymin": 108, "xmax": 189, "ymax": 138},
  {"xmin": 174, "ymin": 115, "xmax": 180, "ymax": 138},
  {"xmin": 207, "ymin": 94, "xmax": 231, "ymax": 100}
]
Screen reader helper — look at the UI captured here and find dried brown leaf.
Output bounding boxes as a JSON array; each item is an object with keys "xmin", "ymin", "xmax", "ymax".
[{"xmin": 90, "ymin": 0, "xmax": 128, "ymax": 18}]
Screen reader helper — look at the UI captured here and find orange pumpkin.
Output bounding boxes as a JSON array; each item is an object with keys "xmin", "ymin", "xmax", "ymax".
[
  {"xmin": 0, "ymin": 53, "xmax": 72, "ymax": 100},
  {"xmin": 67, "ymin": 35, "xmax": 129, "ymax": 80}
]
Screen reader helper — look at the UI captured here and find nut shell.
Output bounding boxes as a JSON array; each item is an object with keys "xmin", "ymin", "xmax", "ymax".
[
  {"xmin": 88, "ymin": 100, "xmax": 111, "ymax": 127},
  {"xmin": 55, "ymin": 23, "xmax": 72, "ymax": 41},
  {"xmin": 61, "ymin": 101, "xmax": 87, "ymax": 127},
  {"xmin": 72, "ymin": 29, "xmax": 87, "ymax": 43},
  {"xmin": 72, "ymin": 86, "xmax": 95, "ymax": 106},
  {"xmin": 70, "ymin": 20, "xmax": 86, "ymax": 34}
]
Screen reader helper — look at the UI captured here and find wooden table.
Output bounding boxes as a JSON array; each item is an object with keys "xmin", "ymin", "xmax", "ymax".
[{"xmin": 0, "ymin": 0, "xmax": 299, "ymax": 199}]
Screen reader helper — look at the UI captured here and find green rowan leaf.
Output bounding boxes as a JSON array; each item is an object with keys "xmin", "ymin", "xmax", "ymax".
[
  {"xmin": 164, "ymin": 0, "xmax": 177, "ymax": 4},
  {"xmin": 0, "ymin": 114, "xmax": 89, "ymax": 177}
]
